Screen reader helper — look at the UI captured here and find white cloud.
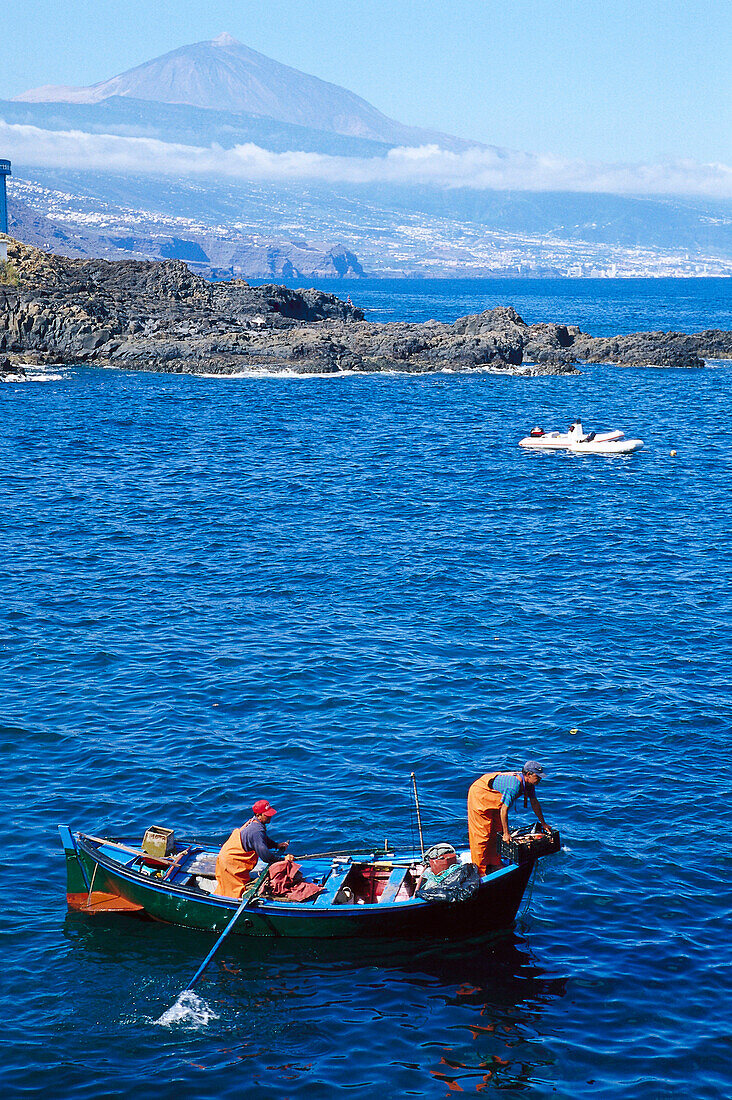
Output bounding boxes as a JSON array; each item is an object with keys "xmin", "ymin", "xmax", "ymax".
[{"xmin": 1, "ymin": 120, "xmax": 731, "ymax": 200}]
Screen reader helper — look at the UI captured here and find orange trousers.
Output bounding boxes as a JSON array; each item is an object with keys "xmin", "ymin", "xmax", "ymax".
[
  {"xmin": 467, "ymin": 772, "xmax": 504, "ymax": 874},
  {"xmin": 214, "ymin": 827, "xmax": 258, "ymax": 898}
]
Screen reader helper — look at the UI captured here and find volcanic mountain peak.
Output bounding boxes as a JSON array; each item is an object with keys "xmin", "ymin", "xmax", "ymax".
[
  {"xmin": 211, "ymin": 33, "xmax": 239, "ymax": 48},
  {"xmin": 14, "ymin": 34, "xmax": 476, "ymax": 150}
]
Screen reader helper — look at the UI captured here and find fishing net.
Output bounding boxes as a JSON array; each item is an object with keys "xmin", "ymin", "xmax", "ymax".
[{"xmin": 416, "ymin": 861, "xmax": 481, "ymax": 904}]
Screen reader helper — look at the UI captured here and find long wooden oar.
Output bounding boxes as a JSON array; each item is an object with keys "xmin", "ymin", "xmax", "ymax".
[{"xmin": 184, "ymin": 868, "xmax": 268, "ymax": 991}]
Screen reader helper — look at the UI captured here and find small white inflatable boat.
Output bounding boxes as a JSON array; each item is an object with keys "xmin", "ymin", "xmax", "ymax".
[{"xmin": 519, "ymin": 429, "xmax": 644, "ymax": 455}]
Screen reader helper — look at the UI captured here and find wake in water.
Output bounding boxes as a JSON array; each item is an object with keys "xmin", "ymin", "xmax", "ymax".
[{"xmin": 153, "ymin": 989, "xmax": 219, "ymax": 1029}]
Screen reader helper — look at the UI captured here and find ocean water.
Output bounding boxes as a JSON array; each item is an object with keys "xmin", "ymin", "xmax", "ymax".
[
  {"xmin": 252, "ymin": 275, "xmax": 732, "ymax": 334},
  {"xmin": 2, "ymin": 279, "xmax": 732, "ymax": 1099}
]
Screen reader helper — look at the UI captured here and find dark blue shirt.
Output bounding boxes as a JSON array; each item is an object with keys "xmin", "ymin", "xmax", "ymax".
[{"xmin": 239, "ymin": 818, "xmax": 280, "ymax": 864}]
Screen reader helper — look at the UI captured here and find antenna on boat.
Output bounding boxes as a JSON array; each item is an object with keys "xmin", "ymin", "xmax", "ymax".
[{"xmin": 410, "ymin": 772, "xmax": 426, "ymax": 862}]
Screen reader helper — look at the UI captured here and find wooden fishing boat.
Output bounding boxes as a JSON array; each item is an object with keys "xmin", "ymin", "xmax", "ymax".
[{"xmin": 58, "ymin": 825, "xmax": 560, "ymax": 940}]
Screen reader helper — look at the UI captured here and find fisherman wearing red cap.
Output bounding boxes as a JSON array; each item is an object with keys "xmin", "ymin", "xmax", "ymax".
[{"xmin": 214, "ymin": 799, "xmax": 290, "ymax": 898}]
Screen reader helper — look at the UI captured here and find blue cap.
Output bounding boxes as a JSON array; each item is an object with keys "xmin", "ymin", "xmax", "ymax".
[{"xmin": 523, "ymin": 761, "xmax": 546, "ymax": 777}]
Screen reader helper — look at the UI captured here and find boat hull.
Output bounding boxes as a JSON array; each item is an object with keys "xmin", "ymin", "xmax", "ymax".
[
  {"xmin": 520, "ymin": 438, "xmax": 644, "ymax": 454},
  {"xmin": 60, "ymin": 829, "xmax": 537, "ymax": 940},
  {"xmin": 519, "ymin": 429, "xmax": 643, "ymax": 454}
]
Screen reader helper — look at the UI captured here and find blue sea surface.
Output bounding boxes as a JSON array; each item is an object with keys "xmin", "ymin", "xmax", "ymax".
[
  {"xmin": 2, "ymin": 279, "xmax": 732, "ymax": 1098},
  {"xmin": 252, "ymin": 275, "xmax": 732, "ymax": 334}
]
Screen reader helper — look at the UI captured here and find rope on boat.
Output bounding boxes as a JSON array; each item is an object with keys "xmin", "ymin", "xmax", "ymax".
[
  {"xmin": 518, "ymin": 862, "xmax": 538, "ymax": 918},
  {"xmin": 85, "ymin": 862, "xmax": 99, "ymax": 908}
]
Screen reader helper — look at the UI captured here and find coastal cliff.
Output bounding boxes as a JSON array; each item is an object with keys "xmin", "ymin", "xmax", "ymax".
[{"xmin": 1, "ymin": 237, "xmax": 729, "ymax": 380}]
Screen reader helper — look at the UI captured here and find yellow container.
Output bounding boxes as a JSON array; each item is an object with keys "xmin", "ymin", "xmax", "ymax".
[{"xmin": 142, "ymin": 826, "xmax": 176, "ymax": 858}]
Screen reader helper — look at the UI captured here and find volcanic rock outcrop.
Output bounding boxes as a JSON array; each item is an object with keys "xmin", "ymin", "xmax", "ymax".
[{"xmin": 1, "ymin": 237, "xmax": 729, "ymax": 377}]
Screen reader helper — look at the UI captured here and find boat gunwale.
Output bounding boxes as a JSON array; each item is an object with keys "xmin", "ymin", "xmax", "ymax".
[{"xmin": 73, "ymin": 832, "xmax": 513, "ymax": 915}]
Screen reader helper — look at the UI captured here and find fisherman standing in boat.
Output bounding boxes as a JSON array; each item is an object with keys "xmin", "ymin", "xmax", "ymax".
[
  {"xmin": 467, "ymin": 762, "xmax": 550, "ymax": 875},
  {"xmin": 214, "ymin": 799, "xmax": 290, "ymax": 898}
]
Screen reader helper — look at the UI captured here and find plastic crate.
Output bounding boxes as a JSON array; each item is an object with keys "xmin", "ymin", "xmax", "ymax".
[{"xmin": 498, "ymin": 827, "xmax": 561, "ymax": 866}]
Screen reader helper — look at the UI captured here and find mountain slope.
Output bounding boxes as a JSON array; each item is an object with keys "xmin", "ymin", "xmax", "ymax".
[
  {"xmin": 15, "ymin": 33, "xmax": 478, "ymax": 151},
  {"xmin": 9, "ymin": 168, "xmax": 732, "ymax": 278},
  {"xmin": 0, "ymin": 95, "xmax": 393, "ymax": 157}
]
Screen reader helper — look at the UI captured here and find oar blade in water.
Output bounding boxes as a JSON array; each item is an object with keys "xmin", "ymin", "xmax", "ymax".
[{"xmin": 154, "ymin": 989, "xmax": 219, "ymax": 1028}]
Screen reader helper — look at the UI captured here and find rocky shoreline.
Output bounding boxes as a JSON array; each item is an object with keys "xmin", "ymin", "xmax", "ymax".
[{"xmin": 1, "ymin": 236, "xmax": 730, "ymax": 382}]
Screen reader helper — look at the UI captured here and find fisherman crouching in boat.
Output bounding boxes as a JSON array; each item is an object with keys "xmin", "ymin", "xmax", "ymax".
[
  {"xmin": 467, "ymin": 762, "xmax": 551, "ymax": 875},
  {"xmin": 214, "ymin": 799, "xmax": 289, "ymax": 898}
]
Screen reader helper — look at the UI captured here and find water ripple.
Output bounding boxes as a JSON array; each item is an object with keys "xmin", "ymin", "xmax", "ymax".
[{"xmin": 1, "ymin": 338, "xmax": 731, "ymax": 1096}]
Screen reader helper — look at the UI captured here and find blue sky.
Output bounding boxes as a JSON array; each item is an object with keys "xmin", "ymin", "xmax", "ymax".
[{"xmin": 3, "ymin": 0, "xmax": 730, "ymax": 165}]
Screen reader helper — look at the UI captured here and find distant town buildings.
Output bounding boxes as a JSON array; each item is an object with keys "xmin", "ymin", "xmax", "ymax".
[{"xmin": 4, "ymin": 169, "xmax": 732, "ymax": 280}]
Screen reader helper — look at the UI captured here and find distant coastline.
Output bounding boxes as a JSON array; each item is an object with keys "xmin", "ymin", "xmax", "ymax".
[{"xmin": 7, "ymin": 169, "xmax": 732, "ymax": 284}]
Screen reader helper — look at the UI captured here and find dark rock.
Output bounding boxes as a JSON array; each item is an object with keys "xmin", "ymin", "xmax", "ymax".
[
  {"xmin": 0, "ymin": 355, "xmax": 27, "ymax": 380},
  {"xmin": 2, "ymin": 237, "xmax": 727, "ymax": 379},
  {"xmin": 691, "ymin": 330, "xmax": 732, "ymax": 360},
  {"xmin": 573, "ymin": 331, "xmax": 706, "ymax": 369}
]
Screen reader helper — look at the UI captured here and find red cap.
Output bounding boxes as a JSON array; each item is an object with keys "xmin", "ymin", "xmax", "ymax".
[{"xmin": 252, "ymin": 799, "xmax": 277, "ymax": 817}]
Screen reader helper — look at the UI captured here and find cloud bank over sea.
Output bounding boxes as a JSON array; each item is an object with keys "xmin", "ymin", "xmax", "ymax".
[{"xmin": 2, "ymin": 121, "xmax": 731, "ymax": 201}]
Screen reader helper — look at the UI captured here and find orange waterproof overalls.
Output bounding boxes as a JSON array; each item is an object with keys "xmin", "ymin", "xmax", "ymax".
[
  {"xmin": 214, "ymin": 823, "xmax": 258, "ymax": 898},
  {"xmin": 467, "ymin": 772, "xmax": 508, "ymax": 874}
]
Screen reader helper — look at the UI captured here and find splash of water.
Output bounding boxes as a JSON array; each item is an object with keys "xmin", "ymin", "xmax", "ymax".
[{"xmin": 153, "ymin": 989, "xmax": 219, "ymax": 1029}]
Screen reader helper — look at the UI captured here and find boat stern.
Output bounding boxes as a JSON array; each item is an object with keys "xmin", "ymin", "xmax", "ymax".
[
  {"xmin": 57, "ymin": 826, "xmax": 145, "ymax": 915},
  {"xmin": 58, "ymin": 825, "xmax": 88, "ymax": 900}
]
